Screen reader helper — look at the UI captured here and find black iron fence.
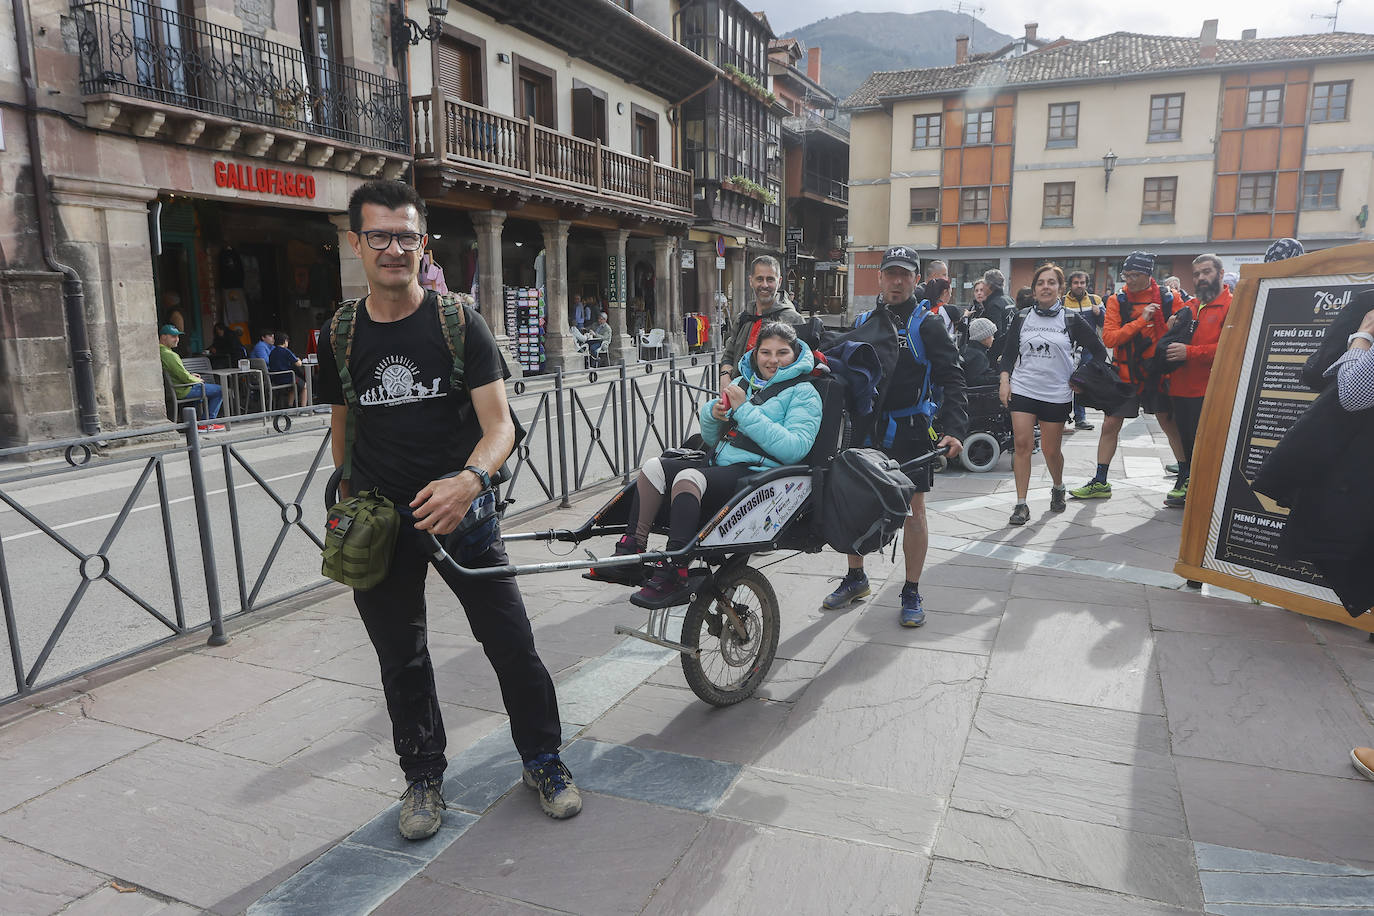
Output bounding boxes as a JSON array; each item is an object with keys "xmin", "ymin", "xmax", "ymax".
[
  {"xmin": 72, "ymin": 0, "xmax": 408, "ymax": 153},
  {"xmin": 0, "ymin": 354, "xmax": 717, "ymax": 705}
]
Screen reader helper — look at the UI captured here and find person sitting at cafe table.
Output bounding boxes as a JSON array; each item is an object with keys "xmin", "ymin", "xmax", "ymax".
[
  {"xmin": 268, "ymin": 331, "xmax": 308, "ymax": 407},
  {"xmin": 208, "ymin": 322, "xmax": 248, "ymax": 368},
  {"xmin": 159, "ymin": 324, "xmax": 224, "ymax": 428}
]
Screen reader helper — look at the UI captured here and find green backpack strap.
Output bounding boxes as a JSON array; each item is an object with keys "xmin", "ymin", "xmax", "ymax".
[
  {"xmin": 436, "ymin": 292, "xmax": 470, "ymax": 393},
  {"xmin": 330, "ymin": 297, "xmax": 362, "ymax": 481}
]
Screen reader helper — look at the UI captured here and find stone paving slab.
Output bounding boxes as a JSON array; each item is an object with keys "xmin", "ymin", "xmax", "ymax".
[
  {"xmin": 73, "ymin": 653, "xmax": 310, "ymax": 741},
  {"xmin": 646, "ymin": 818, "xmax": 930, "ymax": 915},
  {"xmin": 559, "ymin": 737, "xmax": 740, "ymax": 813},
  {"xmin": 1155, "ymin": 633, "xmax": 1373, "ymax": 778},
  {"xmin": 420, "ymin": 792, "xmax": 703, "ymax": 916},
  {"xmin": 1, "ymin": 836, "xmax": 107, "ymax": 916},
  {"xmin": 919, "ymin": 859, "xmax": 1198, "ymax": 915},
  {"xmin": 984, "ymin": 597, "xmax": 1166, "ymax": 715},
  {"xmin": 1176, "ymin": 756, "xmax": 1374, "ymax": 868},
  {"xmin": 0, "ymin": 711, "xmax": 155, "ymax": 812},
  {"xmin": 0, "ymin": 739, "xmax": 386, "ymax": 914},
  {"xmin": 1146, "ymin": 591, "xmax": 1317, "ymax": 643},
  {"xmin": 717, "ymin": 766, "xmax": 944, "ymax": 855},
  {"xmin": 952, "ymin": 733, "xmax": 1189, "ymax": 838},
  {"xmin": 57, "ymin": 886, "xmax": 201, "ymax": 916},
  {"xmin": 936, "ymin": 803, "xmax": 1203, "ymax": 909},
  {"xmin": 370, "ymin": 878, "xmax": 554, "ymax": 915},
  {"xmin": 967, "ymin": 693, "xmax": 1173, "ymax": 769},
  {"xmin": 753, "ymin": 642, "xmax": 985, "ymax": 795},
  {"xmin": 581, "ymin": 682, "xmax": 791, "ymax": 763}
]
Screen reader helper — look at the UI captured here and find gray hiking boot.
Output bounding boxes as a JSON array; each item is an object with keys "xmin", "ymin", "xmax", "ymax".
[
  {"xmin": 523, "ymin": 754, "xmax": 583, "ymax": 819},
  {"xmin": 398, "ymin": 776, "xmax": 446, "ymax": 840}
]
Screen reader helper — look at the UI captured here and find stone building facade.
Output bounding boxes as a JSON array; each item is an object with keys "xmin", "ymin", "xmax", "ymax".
[{"xmin": 1, "ymin": 0, "xmax": 407, "ymax": 445}]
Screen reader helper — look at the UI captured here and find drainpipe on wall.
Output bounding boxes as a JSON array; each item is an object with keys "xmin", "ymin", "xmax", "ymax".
[{"xmin": 12, "ymin": 0, "xmax": 100, "ymax": 436}]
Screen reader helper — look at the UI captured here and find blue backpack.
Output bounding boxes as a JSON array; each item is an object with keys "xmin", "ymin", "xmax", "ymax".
[{"xmin": 856, "ymin": 301, "xmax": 941, "ymax": 448}]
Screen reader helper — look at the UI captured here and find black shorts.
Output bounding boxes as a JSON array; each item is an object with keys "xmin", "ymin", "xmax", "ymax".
[
  {"xmin": 882, "ymin": 416, "xmax": 935, "ymax": 493},
  {"xmin": 1008, "ymin": 394, "xmax": 1072, "ymax": 423}
]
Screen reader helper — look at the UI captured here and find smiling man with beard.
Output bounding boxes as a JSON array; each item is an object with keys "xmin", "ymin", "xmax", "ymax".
[{"xmin": 1160, "ymin": 254, "xmax": 1231, "ymax": 508}]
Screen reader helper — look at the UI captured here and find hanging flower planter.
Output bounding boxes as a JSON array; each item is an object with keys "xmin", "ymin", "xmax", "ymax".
[{"xmin": 722, "ymin": 175, "xmax": 776, "ymax": 205}]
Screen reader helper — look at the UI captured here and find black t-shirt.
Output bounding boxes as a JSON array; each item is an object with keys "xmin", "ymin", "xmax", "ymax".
[{"xmin": 315, "ymin": 292, "xmax": 507, "ymax": 503}]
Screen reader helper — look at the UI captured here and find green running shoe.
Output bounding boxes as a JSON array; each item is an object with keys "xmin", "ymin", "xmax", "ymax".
[{"xmin": 1069, "ymin": 480, "xmax": 1112, "ymax": 499}]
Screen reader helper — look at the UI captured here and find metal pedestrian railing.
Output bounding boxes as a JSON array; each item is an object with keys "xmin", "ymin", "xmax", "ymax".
[{"xmin": 0, "ymin": 352, "xmax": 717, "ymax": 705}]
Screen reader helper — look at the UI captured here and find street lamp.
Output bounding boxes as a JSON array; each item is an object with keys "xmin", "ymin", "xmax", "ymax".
[
  {"xmin": 1102, "ymin": 149, "xmax": 1118, "ymax": 191},
  {"xmin": 391, "ymin": 0, "xmax": 450, "ymax": 68}
]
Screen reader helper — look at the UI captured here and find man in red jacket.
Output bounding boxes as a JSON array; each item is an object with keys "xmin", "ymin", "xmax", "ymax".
[
  {"xmin": 1162, "ymin": 254, "xmax": 1231, "ymax": 508},
  {"xmin": 1070, "ymin": 251, "xmax": 1184, "ymax": 499}
]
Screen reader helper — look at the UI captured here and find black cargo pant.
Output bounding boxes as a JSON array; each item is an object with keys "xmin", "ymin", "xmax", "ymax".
[
  {"xmin": 1170, "ymin": 395, "xmax": 1206, "ymax": 465},
  {"xmin": 353, "ymin": 515, "xmax": 562, "ymax": 782}
]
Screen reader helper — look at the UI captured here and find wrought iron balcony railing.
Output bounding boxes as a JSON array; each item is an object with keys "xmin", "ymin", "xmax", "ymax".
[
  {"xmin": 783, "ymin": 111, "xmax": 850, "ymax": 144},
  {"xmin": 412, "ymin": 94, "xmax": 693, "ymax": 214},
  {"xmin": 73, "ymin": 0, "xmax": 407, "ymax": 154},
  {"xmin": 802, "ymin": 171, "xmax": 849, "ymax": 204}
]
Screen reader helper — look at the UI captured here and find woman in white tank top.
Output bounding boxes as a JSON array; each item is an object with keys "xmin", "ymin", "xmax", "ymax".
[{"xmin": 998, "ymin": 263, "xmax": 1108, "ymax": 526}]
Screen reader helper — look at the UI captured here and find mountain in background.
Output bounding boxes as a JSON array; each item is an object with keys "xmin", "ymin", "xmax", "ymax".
[{"xmin": 784, "ymin": 10, "xmax": 1015, "ymax": 103}]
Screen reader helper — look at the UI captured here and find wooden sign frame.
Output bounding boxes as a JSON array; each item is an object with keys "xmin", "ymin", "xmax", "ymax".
[{"xmin": 1175, "ymin": 241, "xmax": 1374, "ymax": 632}]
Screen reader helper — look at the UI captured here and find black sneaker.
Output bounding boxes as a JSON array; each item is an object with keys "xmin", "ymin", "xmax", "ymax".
[
  {"xmin": 1009, "ymin": 503, "xmax": 1031, "ymax": 526},
  {"xmin": 585, "ymin": 535, "xmax": 643, "ymax": 584},
  {"xmin": 1049, "ymin": 486, "xmax": 1067, "ymax": 513},
  {"xmin": 630, "ymin": 560, "xmax": 693, "ymax": 609},
  {"xmin": 398, "ymin": 776, "xmax": 446, "ymax": 840},
  {"xmin": 1075, "ymin": 419, "xmax": 1094, "ymax": 431},
  {"xmin": 522, "ymin": 754, "xmax": 582, "ymax": 819}
]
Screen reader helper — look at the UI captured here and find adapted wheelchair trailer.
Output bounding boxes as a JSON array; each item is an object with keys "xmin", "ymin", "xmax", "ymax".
[{"xmin": 335, "ymin": 368, "xmax": 942, "ymax": 710}]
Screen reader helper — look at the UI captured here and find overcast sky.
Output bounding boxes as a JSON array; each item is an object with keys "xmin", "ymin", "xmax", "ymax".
[{"xmin": 758, "ymin": 0, "xmax": 1371, "ymax": 42}]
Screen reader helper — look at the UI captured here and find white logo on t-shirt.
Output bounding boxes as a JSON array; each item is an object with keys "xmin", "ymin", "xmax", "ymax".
[{"xmin": 358, "ymin": 356, "xmax": 444, "ymax": 406}]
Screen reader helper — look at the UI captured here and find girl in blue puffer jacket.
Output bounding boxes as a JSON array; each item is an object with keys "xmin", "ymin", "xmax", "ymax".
[{"xmin": 594, "ymin": 323, "xmax": 823, "ymax": 607}]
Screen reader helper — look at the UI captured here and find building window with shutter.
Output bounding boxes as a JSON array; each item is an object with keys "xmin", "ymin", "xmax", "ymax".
[
  {"xmin": 1301, "ymin": 170, "xmax": 1341, "ymax": 209},
  {"xmin": 1046, "ymin": 102, "xmax": 1078, "ymax": 148},
  {"xmin": 964, "ymin": 109, "xmax": 993, "ymax": 145},
  {"xmin": 1237, "ymin": 172, "xmax": 1276, "ymax": 212},
  {"xmin": 1310, "ymin": 81, "xmax": 1350, "ymax": 122},
  {"xmin": 513, "ymin": 56, "xmax": 556, "ymax": 128},
  {"xmin": 632, "ymin": 104, "xmax": 659, "ymax": 160},
  {"xmin": 1148, "ymin": 94, "xmax": 1184, "ymax": 141},
  {"xmin": 1041, "ymin": 182, "xmax": 1075, "ymax": 227},
  {"xmin": 912, "ymin": 113, "xmax": 941, "ymax": 149},
  {"xmin": 1245, "ymin": 87, "xmax": 1283, "ymax": 126},
  {"xmin": 434, "ymin": 31, "xmax": 484, "ymax": 105},
  {"xmin": 959, "ymin": 187, "xmax": 990, "ymax": 222},
  {"xmin": 909, "ymin": 187, "xmax": 938, "ymax": 223},
  {"xmin": 1141, "ymin": 177, "xmax": 1177, "ymax": 223}
]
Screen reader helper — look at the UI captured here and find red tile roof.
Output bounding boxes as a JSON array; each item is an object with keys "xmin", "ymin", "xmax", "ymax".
[{"xmin": 844, "ymin": 30, "xmax": 1374, "ymax": 108}]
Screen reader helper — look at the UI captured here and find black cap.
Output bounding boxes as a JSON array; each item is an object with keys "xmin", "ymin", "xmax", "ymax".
[{"xmin": 880, "ymin": 245, "xmax": 920, "ymax": 273}]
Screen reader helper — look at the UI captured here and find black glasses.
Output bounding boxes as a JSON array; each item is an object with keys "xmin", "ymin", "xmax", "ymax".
[{"xmin": 359, "ymin": 230, "xmax": 425, "ymax": 251}]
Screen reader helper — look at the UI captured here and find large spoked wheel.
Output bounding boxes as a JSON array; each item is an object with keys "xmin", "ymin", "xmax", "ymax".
[
  {"xmin": 680, "ymin": 564, "xmax": 780, "ymax": 707},
  {"xmin": 960, "ymin": 431, "xmax": 1002, "ymax": 472}
]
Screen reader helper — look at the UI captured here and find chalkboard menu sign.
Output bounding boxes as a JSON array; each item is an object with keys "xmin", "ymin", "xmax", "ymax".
[
  {"xmin": 1176, "ymin": 242, "xmax": 1374, "ymax": 632},
  {"xmin": 1209, "ymin": 278, "xmax": 1370, "ymax": 585}
]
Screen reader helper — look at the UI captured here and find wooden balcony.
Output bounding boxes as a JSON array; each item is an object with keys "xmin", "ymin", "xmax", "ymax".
[{"xmin": 412, "ymin": 94, "xmax": 693, "ymax": 218}]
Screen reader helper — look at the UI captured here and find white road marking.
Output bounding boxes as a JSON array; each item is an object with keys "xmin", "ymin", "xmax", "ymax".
[{"xmin": 1, "ymin": 471, "xmax": 313, "ymax": 545}]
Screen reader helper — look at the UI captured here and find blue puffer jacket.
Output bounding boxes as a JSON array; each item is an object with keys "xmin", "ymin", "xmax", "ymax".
[{"xmin": 699, "ymin": 341, "xmax": 824, "ymax": 469}]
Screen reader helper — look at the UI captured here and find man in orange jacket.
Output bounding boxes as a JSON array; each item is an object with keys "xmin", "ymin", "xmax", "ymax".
[
  {"xmin": 1071, "ymin": 251, "xmax": 1184, "ymax": 499},
  {"xmin": 1162, "ymin": 254, "xmax": 1231, "ymax": 508}
]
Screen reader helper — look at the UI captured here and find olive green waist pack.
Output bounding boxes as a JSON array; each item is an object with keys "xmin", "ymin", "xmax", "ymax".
[{"xmin": 321, "ymin": 488, "xmax": 400, "ymax": 591}]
